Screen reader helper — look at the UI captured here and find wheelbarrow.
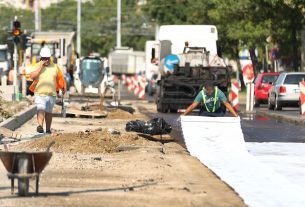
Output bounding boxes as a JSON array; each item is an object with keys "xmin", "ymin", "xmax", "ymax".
[{"xmin": 0, "ymin": 141, "xmax": 55, "ymax": 196}]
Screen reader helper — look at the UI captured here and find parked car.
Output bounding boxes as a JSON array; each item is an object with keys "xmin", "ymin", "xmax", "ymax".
[
  {"xmin": 254, "ymin": 72, "xmax": 280, "ymax": 107},
  {"xmin": 268, "ymin": 72, "xmax": 305, "ymax": 110}
]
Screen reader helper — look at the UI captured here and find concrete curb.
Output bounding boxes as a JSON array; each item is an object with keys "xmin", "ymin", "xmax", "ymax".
[
  {"xmin": 256, "ymin": 110, "xmax": 305, "ymax": 126},
  {"xmin": 0, "ymin": 105, "xmax": 37, "ymax": 130}
]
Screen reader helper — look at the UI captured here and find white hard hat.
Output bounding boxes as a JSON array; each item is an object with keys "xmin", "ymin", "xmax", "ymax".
[{"xmin": 40, "ymin": 47, "xmax": 51, "ymax": 57}]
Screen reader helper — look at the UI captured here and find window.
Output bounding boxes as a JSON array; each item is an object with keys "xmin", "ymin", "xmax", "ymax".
[
  {"xmin": 80, "ymin": 58, "xmax": 104, "ymax": 86},
  {"xmin": 31, "ymin": 43, "xmax": 55, "ymax": 56},
  {"xmin": 262, "ymin": 75, "xmax": 278, "ymax": 84},
  {"xmin": 284, "ymin": 74, "xmax": 305, "ymax": 85},
  {"xmin": 0, "ymin": 50, "xmax": 7, "ymax": 61}
]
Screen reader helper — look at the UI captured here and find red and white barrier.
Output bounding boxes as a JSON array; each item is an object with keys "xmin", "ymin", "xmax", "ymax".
[
  {"xmin": 300, "ymin": 81, "xmax": 305, "ymax": 115},
  {"xmin": 125, "ymin": 74, "xmax": 147, "ymax": 100},
  {"xmin": 138, "ymin": 75, "xmax": 146, "ymax": 100},
  {"xmin": 126, "ymin": 76, "xmax": 133, "ymax": 91},
  {"xmin": 133, "ymin": 76, "xmax": 140, "ymax": 96},
  {"xmin": 121, "ymin": 74, "xmax": 126, "ymax": 85},
  {"xmin": 231, "ymin": 81, "xmax": 239, "ymax": 110}
]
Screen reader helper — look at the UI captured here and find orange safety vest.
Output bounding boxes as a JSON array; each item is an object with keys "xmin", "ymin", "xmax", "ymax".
[{"xmin": 29, "ymin": 64, "xmax": 66, "ymax": 93}]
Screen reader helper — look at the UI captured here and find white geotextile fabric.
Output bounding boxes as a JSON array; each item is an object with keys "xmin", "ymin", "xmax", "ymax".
[
  {"xmin": 181, "ymin": 116, "xmax": 305, "ymax": 207},
  {"xmin": 247, "ymin": 142, "xmax": 305, "ymax": 189}
]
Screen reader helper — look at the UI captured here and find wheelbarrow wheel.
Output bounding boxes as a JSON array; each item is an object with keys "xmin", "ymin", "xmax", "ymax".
[{"xmin": 18, "ymin": 158, "xmax": 29, "ymax": 196}]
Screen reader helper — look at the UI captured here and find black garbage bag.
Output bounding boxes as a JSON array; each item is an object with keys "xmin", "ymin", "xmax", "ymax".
[
  {"xmin": 125, "ymin": 120, "xmax": 146, "ymax": 133},
  {"xmin": 125, "ymin": 118, "xmax": 172, "ymax": 135}
]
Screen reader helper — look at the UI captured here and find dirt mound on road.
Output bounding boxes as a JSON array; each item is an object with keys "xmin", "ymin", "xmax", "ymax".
[
  {"xmin": 14, "ymin": 129, "xmax": 160, "ymax": 154},
  {"xmin": 107, "ymin": 109, "xmax": 135, "ymax": 119}
]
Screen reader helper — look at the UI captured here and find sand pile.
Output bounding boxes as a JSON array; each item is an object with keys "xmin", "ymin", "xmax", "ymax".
[
  {"xmin": 14, "ymin": 128, "xmax": 159, "ymax": 154},
  {"xmin": 107, "ymin": 109, "xmax": 134, "ymax": 119}
]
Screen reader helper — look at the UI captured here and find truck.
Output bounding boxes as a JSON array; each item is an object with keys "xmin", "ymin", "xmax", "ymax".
[
  {"xmin": 108, "ymin": 47, "xmax": 145, "ymax": 75},
  {"xmin": 148, "ymin": 25, "xmax": 231, "ymax": 113},
  {"xmin": 0, "ymin": 44, "xmax": 11, "ymax": 78},
  {"xmin": 24, "ymin": 32, "xmax": 76, "ymax": 88}
]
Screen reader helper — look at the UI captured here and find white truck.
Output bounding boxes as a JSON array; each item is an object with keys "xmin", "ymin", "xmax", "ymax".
[
  {"xmin": 145, "ymin": 25, "xmax": 230, "ymax": 112},
  {"xmin": 25, "ymin": 31, "xmax": 76, "ymax": 75},
  {"xmin": 108, "ymin": 47, "xmax": 145, "ymax": 75},
  {"xmin": 0, "ymin": 44, "xmax": 11, "ymax": 78}
]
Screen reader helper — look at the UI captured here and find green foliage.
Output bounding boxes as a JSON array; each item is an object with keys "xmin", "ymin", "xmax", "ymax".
[
  {"xmin": 145, "ymin": 0, "xmax": 304, "ymax": 71},
  {"xmin": 0, "ymin": 0, "xmax": 304, "ymax": 70},
  {"xmin": 41, "ymin": 0, "xmax": 154, "ymax": 56}
]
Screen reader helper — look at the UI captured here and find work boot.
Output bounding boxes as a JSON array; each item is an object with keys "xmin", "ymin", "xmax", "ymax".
[{"xmin": 37, "ymin": 125, "xmax": 44, "ymax": 133}]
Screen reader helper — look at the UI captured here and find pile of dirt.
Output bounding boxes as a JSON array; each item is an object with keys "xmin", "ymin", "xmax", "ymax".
[
  {"xmin": 14, "ymin": 128, "xmax": 160, "ymax": 154},
  {"xmin": 107, "ymin": 108, "xmax": 134, "ymax": 119}
]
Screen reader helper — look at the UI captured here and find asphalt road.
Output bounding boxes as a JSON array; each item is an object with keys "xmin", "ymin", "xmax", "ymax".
[{"xmin": 120, "ymin": 87, "xmax": 305, "ymax": 144}]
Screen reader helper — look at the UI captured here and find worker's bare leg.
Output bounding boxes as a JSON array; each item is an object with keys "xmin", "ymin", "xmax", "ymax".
[
  {"xmin": 45, "ymin": 112, "xmax": 52, "ymax": 132},
  {"xmin": 37, "ymin": 110, "xmax": 45, "ymax": 126}
]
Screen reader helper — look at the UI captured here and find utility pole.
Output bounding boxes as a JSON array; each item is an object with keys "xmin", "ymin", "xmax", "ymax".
[
  {"xmin": 155, "ymin": 24, "xmax": 159, "ymax": 40},
  {"xmin": 13, "ymin": 42, "xmax": 18, "ymax": 88},
  {"xmin": 116, "ymin": 0, "xmax": 121, "ymax": 48},
  {"xmin": 34, "ymin": 0, "xmax": 41, "ymax": 32},
  {"xmin": 77, "ymin": 0, "xmax": 81, "ymax": 56}
]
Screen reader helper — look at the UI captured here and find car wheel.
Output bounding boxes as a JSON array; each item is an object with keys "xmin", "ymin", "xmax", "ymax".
[
  {"xmin": 268, "ymin": 97, "xmax": 274, "ymax": 110},
  {"xmin": 274, "ymin": 97, "xmax": 282, "ymax": 111}
]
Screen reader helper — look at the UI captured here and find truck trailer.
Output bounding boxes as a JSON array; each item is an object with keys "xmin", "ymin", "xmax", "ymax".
[{"xmin": 108, "ymin": 48, "xmax": 145, "ymax": 75}]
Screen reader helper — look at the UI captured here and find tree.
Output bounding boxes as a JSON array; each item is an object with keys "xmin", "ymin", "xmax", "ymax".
[{"xmin": 41, "ymin": 0, "xmax": 154, "ymax": 56}]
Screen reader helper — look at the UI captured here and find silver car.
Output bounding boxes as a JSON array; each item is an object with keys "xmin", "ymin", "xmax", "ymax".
[{"xmin": 268, "ymin": 72, "xmax": 305, "ymax": 110}]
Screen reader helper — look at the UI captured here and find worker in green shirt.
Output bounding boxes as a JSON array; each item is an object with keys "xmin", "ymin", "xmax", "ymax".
[{"xmin": 183, "ymin": 81, "xmax": 238, "ymax": 117}]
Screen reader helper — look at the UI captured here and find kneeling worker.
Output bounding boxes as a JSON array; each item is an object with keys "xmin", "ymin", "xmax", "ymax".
[{"xmin": 182, "ymin": 82, "xmax": 238, "ymax": 117}]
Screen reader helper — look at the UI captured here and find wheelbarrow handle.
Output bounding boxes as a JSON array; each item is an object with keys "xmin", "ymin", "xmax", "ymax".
[{"xmin": 46, "ymin": 141, "xmax": 55, "ymax": 152}]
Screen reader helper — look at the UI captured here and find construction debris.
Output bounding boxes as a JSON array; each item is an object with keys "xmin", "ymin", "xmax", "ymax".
[{"xmin": 12, "ymin": 128, "xmax": 161, "ymax": 154}]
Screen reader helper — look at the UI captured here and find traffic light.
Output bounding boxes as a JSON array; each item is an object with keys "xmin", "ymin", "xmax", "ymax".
[{"xmin": 12, "ymin": 20, "xmax": 21, "ymax": 43}]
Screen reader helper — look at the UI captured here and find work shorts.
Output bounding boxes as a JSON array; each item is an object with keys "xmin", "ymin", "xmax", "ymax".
[{"xmin": 35, "ymin": 95, "xmax": 56, "ymax": 113}]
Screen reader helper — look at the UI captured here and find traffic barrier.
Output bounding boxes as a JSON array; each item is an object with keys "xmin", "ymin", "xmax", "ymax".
[
  {"xmin": 231, "ymin": 81, "xmax": 239, "ymax": 110},
  {"xmin": 126, "ymin": 76, "xmax": 133, "ymax": 91},
  {"xmin": 300, "ymin": 81, "xmax": 305, "ymax": 115},
  {"xmin": 133, "ymin": 76, "xmax": 140, "ymax": 96},
  {"xmin": 121, "ymin": 74, "xmax": 126, "ymax": 85},
  {"xmin": 138, "ymin": 75, "xmax": 146, "ymax": 100}
]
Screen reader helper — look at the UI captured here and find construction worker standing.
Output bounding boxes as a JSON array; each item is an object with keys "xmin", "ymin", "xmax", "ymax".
[
  {"xmin": 29, "ymin": 47, "xmax": 66, "ymax": 134},
  {"xmin": 182, "ymin": 81, "xmax": 238, "ymax": 117}
]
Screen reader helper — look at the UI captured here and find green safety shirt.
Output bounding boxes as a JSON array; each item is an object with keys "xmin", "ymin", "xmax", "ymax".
[{"xmin": 194, "ymin": 87, "xmax": 227, "ymax": 112}]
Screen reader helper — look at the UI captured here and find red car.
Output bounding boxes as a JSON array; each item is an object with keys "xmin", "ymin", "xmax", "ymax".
[{"xmin": 254, "ymin": 72, "xmax": 280, "ymax": 107}]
